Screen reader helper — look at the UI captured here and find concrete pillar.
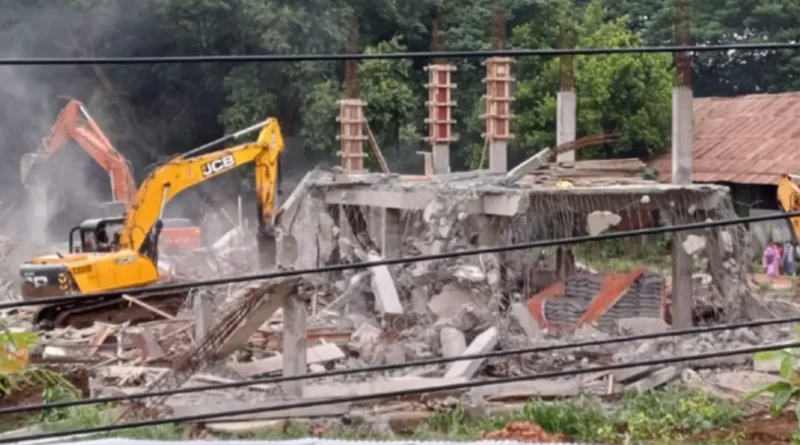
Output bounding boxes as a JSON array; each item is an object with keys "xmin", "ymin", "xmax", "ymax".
[
  {"xmin": 282, "ymin": 294, "xmax": 307, "ymax": 397},
  {"xmin": 483, "ymin": 57, "xmax": 515, "ymax": 172},
  {"xmin": 193, "ymin": 291, "xmax": 213, "ymax": 341},
  {"xmin": 336, "ymin": 99, "xmax": 367, "ymax": 172},
  {"xmin": 671, "ymin": 85, "xmax": 694, "ymax": 328},
  {"xmin": 368, "ymin": 208, "xmax": 402, "ymax": 258},
  {"xmin": 433, "ymin": 144, "xmax": 450, "ymax": 174},
  {"xmin": 382, "ymin": 209, "xmax": 403, "ymax": 258},
  {"xmin": 424, "ymin": 64, "xmax": 456, "ymax": 174},
  {"xmin": 556, "ymin": 91, "xmax": 576, "ymax": 162},
  {"xmin": 489, "ymin": 141, "xmax": 508, "ymax": 173}
]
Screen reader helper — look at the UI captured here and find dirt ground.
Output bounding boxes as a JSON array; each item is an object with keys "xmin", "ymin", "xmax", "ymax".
[
  {"xmin": 482, "ymin": 422, "xmax": 567, "ymax": 442},
  {"xmin": 689, "ymin": 411, "xmax": 798, "ymax": 444},
  {"xmin": 751, "ymin": 273, "xmax": 795, "ymax": 290}
]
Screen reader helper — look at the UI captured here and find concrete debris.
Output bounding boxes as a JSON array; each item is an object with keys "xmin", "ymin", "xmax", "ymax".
[
  {"xmin": 230, "ymin": 343, "xmax": 345, "ymax": 378},
  {"xmin": 628, "ymin": 366, "xmax": 679, "ymax": 393},
  {"xmin": 366, "ymin": 252, "xmax": 403, "ymax": 315},
  {"xmin": 428, "ymin": 282, "xmax": 475, "ymax": 318},
  {"xmin": 509, "ymin": 303, "xmax": 541, "ymax": 338},
  {"xmin": 445, "ymin": 327, "xmax": 498, "ymax": 379},
  {"xmin": 586, "ymin": 210, "xmax": 621, "ymax": 236},
  {"xmin": 616, "ymin": 317, "xmax": 669, "ymax": 336},
  {"xmin": 682, "ymin": 234, "xmax": 707, "ymax": 255},
  {"xmin": 3, "ymin": 167, "xmax": 778, "ymax": 426},
  {"xmin": 439, "ymin": 327, "xmax": 467, "ymax": 358}
]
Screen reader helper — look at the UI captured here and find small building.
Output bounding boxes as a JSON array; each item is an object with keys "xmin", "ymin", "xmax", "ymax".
[{"xmin": 654, "ymin": 91, "xmax": 800, "ymax": 244}]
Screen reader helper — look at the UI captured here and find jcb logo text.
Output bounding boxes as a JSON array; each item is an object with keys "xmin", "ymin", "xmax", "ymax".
[
  {"xmin": 201, "ymin": 155, "xmax": 235, "ymax": 177},
  {"xmin": 23, "ymin": 275, "xmax": 48, "ymax": 288}
]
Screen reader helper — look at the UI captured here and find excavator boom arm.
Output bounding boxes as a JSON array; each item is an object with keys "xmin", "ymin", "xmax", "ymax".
[
  {"xmin": 24, "ymin": 99, "xmax": 137, "ymax": 205},
  {"xmin": 119, "ymin": 118, "xmax": 283, "ymax": 253}
]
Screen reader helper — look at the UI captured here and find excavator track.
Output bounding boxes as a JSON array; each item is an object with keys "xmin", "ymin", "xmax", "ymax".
[{"xmin": 33, "ymin": 290, "xmax": 189, "ymax": 330}]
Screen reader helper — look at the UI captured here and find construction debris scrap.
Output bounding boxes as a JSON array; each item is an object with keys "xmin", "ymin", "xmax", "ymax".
[{"xmin": 1, "ymin": 165, "xmax": 794, "ymax": 437}]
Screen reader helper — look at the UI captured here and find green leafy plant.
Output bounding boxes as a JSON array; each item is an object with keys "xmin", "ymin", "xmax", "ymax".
[
  {"xmin": 623, "ymin": 389, "xmax": 741, "ymax": 441},
  {"xmin": 0, "ymin": 320, "xmax": 77, "ymax": 396},
  {"xmin": 747, "ymin": 342, "xmax": 800, "ymax": 417}
]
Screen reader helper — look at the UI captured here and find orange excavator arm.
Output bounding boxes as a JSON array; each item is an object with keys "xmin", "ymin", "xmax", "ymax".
[{"xmin": 20, "ymin": 99, "xmax": 137, "ymax": 206}]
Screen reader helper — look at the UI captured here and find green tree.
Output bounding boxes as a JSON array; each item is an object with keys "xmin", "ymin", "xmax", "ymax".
[
  {"xmin": 358, "ymin": 37, "xmax": 422, "ymax": 170},
  {"xmin": 512, "ymin": 0, "xmax": 672, "ymax": 161},
  {"xmin": 644, "ymin": 0, "xmax": 800, "ymax": 96}
]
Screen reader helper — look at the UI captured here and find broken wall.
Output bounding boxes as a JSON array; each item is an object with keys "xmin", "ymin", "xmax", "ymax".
[{"xmin": 284, "ymin": 170, "xmax": 758, "ymax": 344}]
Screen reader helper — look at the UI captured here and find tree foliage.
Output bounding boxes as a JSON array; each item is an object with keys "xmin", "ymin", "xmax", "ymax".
[
  {"xmin": 513, "ymin": 0, "xmax": 672, "ymax": 160},
  {"xmin": 0, "ymin": 0, "xmax": 791, "ymax": 187}
]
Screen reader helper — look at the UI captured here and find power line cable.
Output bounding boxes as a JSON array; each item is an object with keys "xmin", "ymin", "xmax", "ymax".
[
  {"xmin": 2, "ymin": 42, "xmax": 800, "ymax": 65},
  {"xmin": 3, "ymin": 314, "xmax": 798, "ymax": 417},
  {"xmin": 5, "ymin": 340, "xmax": 798, "ymax": 444},
  {"xmin": 7, "ymin": 209, "xmax": 800, "ymax": 311}
]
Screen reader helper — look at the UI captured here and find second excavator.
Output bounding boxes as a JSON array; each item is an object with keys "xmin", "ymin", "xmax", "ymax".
[
  {"xmin": 20, "ymin": 117, "xmax": 284, "ymax": 329},
  {"xmin": 20, "ymin": 98, "xmax": 202, "ymax": 253}
]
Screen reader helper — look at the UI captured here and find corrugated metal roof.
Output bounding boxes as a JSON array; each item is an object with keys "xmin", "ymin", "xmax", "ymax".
[
  {"xmin": 655, "ymin": 91, "xmax": 800, "ymax": 185},
  {"xmin": 46, "ymin": 439, "xmax": 603, "ymax": 445}
]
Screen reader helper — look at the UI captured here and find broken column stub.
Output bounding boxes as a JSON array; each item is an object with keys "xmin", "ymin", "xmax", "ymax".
[{"xmin": 440, "ymin": 327, "xmax": 467, "ymax": 358}]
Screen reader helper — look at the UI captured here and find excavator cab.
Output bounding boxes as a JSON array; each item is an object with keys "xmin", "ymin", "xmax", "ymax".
[{"xmin": 68, "ymin": 217, "xmax": 125, "ymax": 253}]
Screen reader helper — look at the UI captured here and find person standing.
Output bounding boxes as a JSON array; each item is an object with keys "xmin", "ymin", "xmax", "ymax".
[
  {"xmin": 784, "ymin": 241, "xmax": 796, "ymax": 276},
  {"xmin": 764, "ymin": 242, "xmax": 780, "ymax": 281}
]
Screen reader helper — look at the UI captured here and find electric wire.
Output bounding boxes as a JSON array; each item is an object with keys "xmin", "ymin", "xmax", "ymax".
[
  {"xmin": 8, "ymin": 209, "xmax": 800, "ymax": 311},
  {"xmin": 2, "ymin": 314, "xmax": 798, "ymax": 417},
  {"xmin": 2, "ymin": 42, "xmax": 800, "ymax": 65},
  {"xmin": 4, "ymin": 340, "xmax": 798, "ymax": 444}
]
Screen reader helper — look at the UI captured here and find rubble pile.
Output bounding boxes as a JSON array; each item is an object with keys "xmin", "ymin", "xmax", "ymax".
[{"xmin": 0, "ymin": 170, "xmax": 795, "ymax": 436}]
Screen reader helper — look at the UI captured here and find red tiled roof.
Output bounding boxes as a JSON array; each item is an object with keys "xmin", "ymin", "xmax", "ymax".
[{"xmin": 654, "ymin": 92, "xmax": 800, "ymax": 185}]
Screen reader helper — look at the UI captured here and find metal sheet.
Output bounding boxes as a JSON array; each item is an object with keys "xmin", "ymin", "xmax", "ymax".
[{"xmin": 653, "ymin": 92, "xmax": 800, "ymax": 185}]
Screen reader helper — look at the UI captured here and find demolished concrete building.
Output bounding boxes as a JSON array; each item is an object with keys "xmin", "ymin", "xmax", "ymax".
[{"xmin": 276, "ymin": 162, "xmax": 755, "ymax": 337}]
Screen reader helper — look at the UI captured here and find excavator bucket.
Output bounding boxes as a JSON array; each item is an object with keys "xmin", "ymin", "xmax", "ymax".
[{"xmin": 20, "ymin": 152, "xmax": 47, "ymax": 184}]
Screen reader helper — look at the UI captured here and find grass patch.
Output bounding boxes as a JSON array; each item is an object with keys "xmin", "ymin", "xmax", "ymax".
[
  {"xmin": 10, "ymin": 388, "xmax": 742, "ymax": 444},
  {"xmin": 38, "ymin": 404, "xmax": 183, "ymax": 440},
  {"xmin": 417, "ymin": 389, "xmax": 742, "ymax": 444},
  {"xmin": 26, "ymin": 388, "xmax": 184, "ymax": 441}
]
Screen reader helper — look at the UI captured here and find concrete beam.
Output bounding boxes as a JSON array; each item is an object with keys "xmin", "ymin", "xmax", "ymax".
[
  {"xmin": 444, "ymin": 327, "xmax": 499, "ymax": 379},
  {"xmin": 321, "ymin": 182, "xmax": 726, "ymax": 219},
  {"xmin": 324, "ymin": 188, "xmax": 435, "ymax": 210},
  {"xmin": 230, "ymin": 343, "xmax": 345, "ymax": 378},
  {"xmin": 323, "ymin": 188, "xmax": 526, "ymax": 216},
  {"xmin": 367, "ymin": 252, "xmax": 404, "ymax": 314},
  {"xmin": 214, "ymin": 279, "xmax": 298, "ymax": 359}
]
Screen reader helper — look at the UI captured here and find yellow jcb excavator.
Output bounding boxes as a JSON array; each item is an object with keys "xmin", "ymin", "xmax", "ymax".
[
  {"xmin": 777, "ymin": 174, "xmax": 800, "ymax": 241},
  {"xmin": 20, "ymin": 118, "xmax": 284, "ymax": 329}
]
